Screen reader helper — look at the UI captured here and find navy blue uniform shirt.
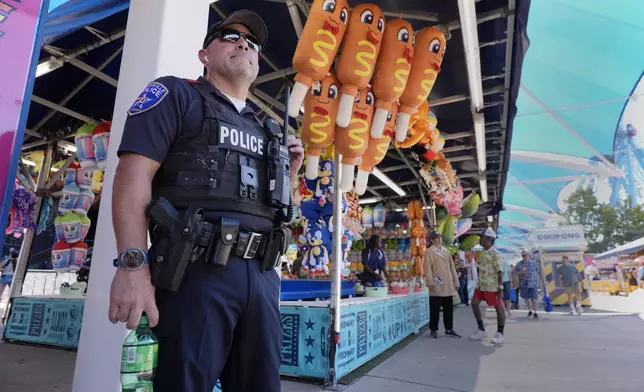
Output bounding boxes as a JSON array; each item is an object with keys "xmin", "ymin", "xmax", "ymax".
[{"xmin": 118, "ymin": 76, "xmax": 273, "ymax": 233}]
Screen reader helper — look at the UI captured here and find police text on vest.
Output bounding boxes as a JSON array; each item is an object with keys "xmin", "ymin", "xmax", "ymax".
[{"xmin": 219, "ymin": 126, "xmax": 264, "ymax": 156}]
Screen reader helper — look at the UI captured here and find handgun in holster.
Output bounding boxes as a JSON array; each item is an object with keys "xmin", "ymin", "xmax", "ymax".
[{"xmin": 147, "ymin": 197, "xmax": 203, "ymax": 292}]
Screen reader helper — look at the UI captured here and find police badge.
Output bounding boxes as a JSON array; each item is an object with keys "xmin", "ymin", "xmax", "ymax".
[{"xmin": 128, "ymin": 81, "xmax": 169, "ymax": 116}]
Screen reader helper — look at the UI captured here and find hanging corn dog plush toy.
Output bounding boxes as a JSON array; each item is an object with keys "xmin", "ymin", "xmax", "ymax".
[
  {"xmin": 288, "ymin": 0, "xmax": 350, "ymax": 117},
  {"xmin": 335, "ymin": 3, "xmax": 384, "ymax": 127},
  {"xmin": 354, "ymin": 103, "xmax": 398, "ymax": 195},
  {"xmin": 335, "ymin": 88, "xmax": 375, "ymax": 192},
  {"xmin": 395, "ymin": 26, "xmax": 446, "ymax": 142},
  {"xmin": 301, "ymin": 72, "xmax": 341, "ymax": 180},
  {"xmin": 370, "ymin": 18, "xmax": 414, "ymax": 138}
]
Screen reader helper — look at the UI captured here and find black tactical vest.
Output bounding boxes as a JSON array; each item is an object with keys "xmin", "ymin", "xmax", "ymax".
[{"xmin": 151, "ymin": 81, "xmax": 277, "ymax": 221}]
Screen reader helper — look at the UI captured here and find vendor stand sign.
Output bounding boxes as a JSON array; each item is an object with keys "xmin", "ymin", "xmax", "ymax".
[
  {"xmin": 4, "ymin": 296, "xmax": 84, "ymax": 348},
  {"xmin": 280, "ymin": 292, "xmax": 429, "ymax": 379},
  {"xmin": 0, "ymin": 0, "xmax": 49, "ymax": 247},
  {"xmin": 529, "ymin": 225, "xmax": 586, "ymax": 250}
]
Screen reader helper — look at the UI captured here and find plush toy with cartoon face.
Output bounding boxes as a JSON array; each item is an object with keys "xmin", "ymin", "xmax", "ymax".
[
  {"xmin": 52, "ymin": 240, "xmax": 72, "ymax": 271},
  {"xmin": 59, "ymin": 183, "xmax": 80, "ymax": 214},
  {"xmin": 302, "ymin": 220, "xmax": 331, "ymax": 278},
  {"xmin": 315, "ymin": 159, "xmax": 335, "ymax": 207},
  {"xmin": 60, "ymin": 213, "xmax": 82, "ymax": 243}
]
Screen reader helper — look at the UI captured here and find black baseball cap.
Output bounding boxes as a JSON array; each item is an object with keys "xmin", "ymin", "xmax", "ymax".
[
  {"xmin": 429, "ymin": 231, "xmax": 441, "ymax": 240},
  {"xmin": 203, "ymin": 10, "xmax": 268, "ymax": 49}
]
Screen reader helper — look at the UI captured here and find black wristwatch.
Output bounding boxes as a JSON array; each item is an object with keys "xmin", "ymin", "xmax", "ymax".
[{"xmin": 113, "ymin": 248, "xmax": 149, "ymax": 271}]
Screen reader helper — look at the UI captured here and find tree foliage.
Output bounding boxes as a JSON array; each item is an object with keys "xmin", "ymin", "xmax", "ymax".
[{"xmin": 562, "ymin": 188, "xmax": 644, "ymax": 253}]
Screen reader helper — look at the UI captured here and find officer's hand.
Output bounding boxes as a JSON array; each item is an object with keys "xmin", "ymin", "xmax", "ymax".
[
  {"xmin": 108, "ymin": 266, "xmax": 159, "ymax": 329},
  {"xmin": 288, "ymin": 136, "xmax": 304, "ymax": 176}
]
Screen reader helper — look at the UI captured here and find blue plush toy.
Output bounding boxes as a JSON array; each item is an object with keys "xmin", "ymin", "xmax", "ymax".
[
  {"xmin": 299, "ymin": 198, "xmax": 321, "ymax": 221},
  {"xmin": 301, "ymin": 159, "xmax": 346, "ymax": 220},
  {"xmin": 315, "ymin": 160, "xmax": 334, "ymax": 206},
  {"xmin": 302, "ymin": 219, "xmax": 330, "ymax": 277}
]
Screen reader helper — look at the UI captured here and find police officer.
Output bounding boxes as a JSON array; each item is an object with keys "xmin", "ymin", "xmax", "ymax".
[{"xmin": 108, "ymin": 10, "xmax": 304, "ymax": 392}]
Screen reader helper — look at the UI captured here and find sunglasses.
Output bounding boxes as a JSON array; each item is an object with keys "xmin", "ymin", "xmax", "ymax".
[{"xmin": 212, "ymin": 28, "xmax": 262, "ymax": 52}]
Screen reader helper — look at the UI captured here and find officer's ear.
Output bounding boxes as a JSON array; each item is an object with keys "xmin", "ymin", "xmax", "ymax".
[{"xmin": 198, "ymin": 49, "xmax": 208, "ymax": 67}]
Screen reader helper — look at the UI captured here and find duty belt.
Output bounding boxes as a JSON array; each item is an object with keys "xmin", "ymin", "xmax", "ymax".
[{"xmin": 198, "ymin": 221, "xmax": 267, "ymax": 261}]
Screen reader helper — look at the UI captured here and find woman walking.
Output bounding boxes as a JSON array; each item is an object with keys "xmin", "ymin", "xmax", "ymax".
[{"xmin": 424, "ymin": 231, "xmax": 461, "ymax": 339}]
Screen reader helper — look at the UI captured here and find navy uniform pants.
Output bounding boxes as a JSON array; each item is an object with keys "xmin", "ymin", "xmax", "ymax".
[{"xmin": 152, "ymin": 255, "xmax": 282, "ymax": 392}]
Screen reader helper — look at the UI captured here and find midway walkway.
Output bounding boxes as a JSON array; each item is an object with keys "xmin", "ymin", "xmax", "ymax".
[{"xmin": 1, "ymin": 293, "xmax": 643, "ymax": 392}]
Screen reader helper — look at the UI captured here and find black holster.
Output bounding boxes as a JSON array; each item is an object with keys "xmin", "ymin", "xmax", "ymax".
[
  {"xmin": 148, "ymin": 199, "xmax": 204, "ymax": 292},
  {"xmin": 260, "ymin": 227, "xmax": 291, "ymax": 272}
]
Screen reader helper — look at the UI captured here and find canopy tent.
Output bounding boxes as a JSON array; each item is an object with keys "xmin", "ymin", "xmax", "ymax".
[
  {"xmin": 20, "ymin": 0, "xmax": 530, "ymax": 237},
  {"xmin": 595, "ymin": 236, "xmax": 644, "ymax": 260},
  {"xmin": 497, "ymin": 0, "xmax": 644, "ymax": 259}
]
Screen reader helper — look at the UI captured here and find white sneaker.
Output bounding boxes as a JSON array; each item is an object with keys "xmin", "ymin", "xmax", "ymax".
[
  {"xmin": 576, "ymin": 304, "xmax": 584, "ymax": 314},
  {"xmin": 570, "ymin": 309, "xmax": 578, "ymax": 315},
  {"xmin": 470, "ymin": 329, "xmax": 487, "ymax": 340},
  {"xmin": 491, "ymin": 332, "xmax": 505, "ymax": 345}
]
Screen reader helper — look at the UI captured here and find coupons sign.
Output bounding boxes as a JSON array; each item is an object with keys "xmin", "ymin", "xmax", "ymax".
[{"xmin": 529, "ymin": 225, "xmax": 587, "ymax": 249}]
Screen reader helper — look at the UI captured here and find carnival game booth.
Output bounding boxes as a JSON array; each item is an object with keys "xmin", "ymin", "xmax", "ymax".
[
  {"xmin": 595, "ymin": 237, "xmax": 644, "ymax": 295},
  {"xmin": 528, "ymin": 225, "xmax": 591, "ymax": 307},
  {"xmin": 1, "ymin": 0, "xmax": 529, "ymax": 390}
]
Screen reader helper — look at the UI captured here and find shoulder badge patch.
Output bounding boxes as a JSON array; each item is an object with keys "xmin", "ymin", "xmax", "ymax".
[{"xmin": 128, "ymin": 82, "xmax": 169, "ymax": 116}]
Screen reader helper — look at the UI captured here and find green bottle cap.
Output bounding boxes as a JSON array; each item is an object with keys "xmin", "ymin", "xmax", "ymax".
[{"xmin": 139, "ymin": 314, "xmax": 149, "ymax": 326}]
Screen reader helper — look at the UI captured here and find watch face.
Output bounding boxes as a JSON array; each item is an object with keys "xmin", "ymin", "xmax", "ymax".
[{"xmin": 122, "ymin": 250, "xmax": 144, "ymax": 269}]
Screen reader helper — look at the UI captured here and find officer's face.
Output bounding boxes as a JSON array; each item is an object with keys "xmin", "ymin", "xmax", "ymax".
[{"xmin": 203, "ymin": 23, "xmax": 260, "ymax": 83}]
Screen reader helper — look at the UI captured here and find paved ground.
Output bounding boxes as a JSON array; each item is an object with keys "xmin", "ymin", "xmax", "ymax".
[{"xmin": 0, "ymin": 293, "xmax": 642, "ymax": 392}]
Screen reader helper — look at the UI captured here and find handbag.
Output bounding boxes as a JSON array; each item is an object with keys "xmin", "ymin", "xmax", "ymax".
[{"xmin": 509, "ymin": 287, "xmax": 517, "ymax": 302}]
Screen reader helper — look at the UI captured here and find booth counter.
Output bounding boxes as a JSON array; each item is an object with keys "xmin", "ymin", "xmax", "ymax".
[
  {"xmin": 5, "ymin": 290, "xmax": 429, "ymax": 382},
  {"xmin": 280, "ymin": 291, "xmax": 429, "ymax": 380}
]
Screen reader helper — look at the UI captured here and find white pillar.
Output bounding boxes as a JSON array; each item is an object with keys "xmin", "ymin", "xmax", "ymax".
[{"xmin": 72, "ymin": 1, "xmax": 210, "ymax": 391}]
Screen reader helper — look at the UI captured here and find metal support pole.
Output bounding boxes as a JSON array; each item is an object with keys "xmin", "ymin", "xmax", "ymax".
[
  {"xmin": 286, "ymin": 0, "xmax": 304, "ymax": 37},
  {"xmin": 45, "ymin": 152, "xmax": 77, "ymax": 189},
  {"xmin": 18, "ymin": 162, "xmax": 37, "ymax": 190},
  {"xmin": 416, "ymin": 183, "xmax": 433, "ymax": 227},
  {"xmin": 327, "ymin": 152, "xmax": 344, "ymax": 388},
  {"xmin": 33, "ymin": 46, "xmax": 124, "ymax": 132},
  {"xmin": 31, "ymin": 95, "xmax": 97, "ymax": 124},
  {"xmin": 4, "ymin": 143, "xmax": 53, "ymax": 322},
  {"xmin": 43, "ymin": 46, "xmax": 118, "ymax": 87},
  {"xmin": 255, "ymin": 67, "xmax": 297, "ymax": 85},
  {"xmin": 247, "ymin": 93, "xmax": 297, "ymax": 134}
]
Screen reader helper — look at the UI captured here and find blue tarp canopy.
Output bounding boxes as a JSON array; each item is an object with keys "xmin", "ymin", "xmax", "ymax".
[
  {"xmin": 497, "ymin": 0, "xmax": 644, "ymax": 258},
  {"xmin": 23, "ymin": 0, "xmax": 530, "ymax": 234},
  {"xmin": 45, "ymin": 0, "xmax": 128, "ymax": 43}
]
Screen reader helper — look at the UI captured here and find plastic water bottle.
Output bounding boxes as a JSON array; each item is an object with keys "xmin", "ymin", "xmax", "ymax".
[{"xmin": 120, "ymin": 314, "xmax": 158, "ymax": 391}]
